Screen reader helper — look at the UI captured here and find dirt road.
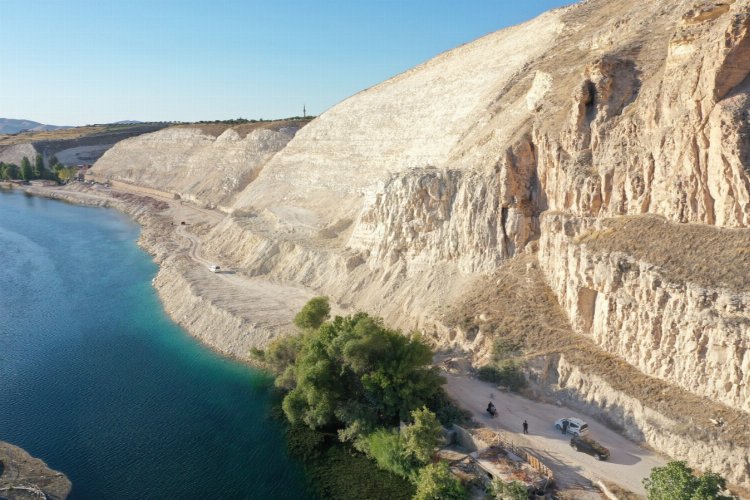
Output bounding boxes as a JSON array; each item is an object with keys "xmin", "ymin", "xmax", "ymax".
[{"xmin": 444, "ymin": 373, "xmax": 666, "ymax": 496}]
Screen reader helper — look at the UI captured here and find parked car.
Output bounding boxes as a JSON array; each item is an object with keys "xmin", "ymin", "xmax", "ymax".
[
  {"xmin": 209, "ymin": 264, "xmax": 221, "ymax": 273},
  {"xmin": 554, "ymin": 417, "xmax": 589, "ymax": 436},
  {"xmin": 570, "ymin": 435, "xmax": 609, "ymax": 460}
]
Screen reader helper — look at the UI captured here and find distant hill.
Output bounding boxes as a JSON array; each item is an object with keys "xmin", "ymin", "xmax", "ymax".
[{"xmin": 0, "ymin": 118, "xmax": 69, "ymax": 134}]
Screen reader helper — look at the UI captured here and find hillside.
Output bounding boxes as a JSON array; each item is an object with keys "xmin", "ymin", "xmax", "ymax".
[
  {"xmin": 84, "ymin": 0, "xmax": 750, "ymax": 489},
  {"xmin": 90, "ymin": 119, "xmax": 312, "ymax": 210},
  {"xmin": 0, "ymin": 118, "xmax": 68, "ymax": 134}
]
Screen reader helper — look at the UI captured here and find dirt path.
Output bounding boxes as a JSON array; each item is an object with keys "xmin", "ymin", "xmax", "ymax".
[{"xmin": 443, "ymin": 373, "xmax": 666, "ymax": 496}]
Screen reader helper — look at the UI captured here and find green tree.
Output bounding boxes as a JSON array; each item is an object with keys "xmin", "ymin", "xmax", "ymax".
[
  {"xmin": 362, "ymin": 428, "xmax": 414, "ymax": 479},
  {"xmin": 280, "ymin": 303, "xmax": 443, "ymax": 436},
  {"xmin": 49, "ymin": 155, "xmax": 59, "ymax": 168},
  {"xmin": 19, "ymin": 157, "xmax": 33, "ymax": 180},
  {"xmin": 57, "ymin": 167, "xmax": 76, "ymax": 183},
  {"xmin": 3, "ymin": 163, "xmax": 19, "ymax": 179},
  {"xmin": 34, "ymin": 153, "xmax": 44, "ymax": 178},
  {"xmin": 490, "ymin": 479, "xmax": 528, "ymax": 500},
  {"xmin": 402, "ymin": 407, "xmax": 442, "ymax": 464},
  {"xmin": 643, "ymin": 461, "xmax": 732, "ymax": 500},
  {"xmin": 413, "ymin": 462, "xmax": 467, "ymax": 500},
  {"xmin": 293, "ymin": 296, "xmax": 330, "ymax": 329}
]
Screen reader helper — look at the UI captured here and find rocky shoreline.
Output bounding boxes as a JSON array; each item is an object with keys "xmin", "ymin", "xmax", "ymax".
[{"xmin": 0, "ymin": 441, "xmax": 71, "ymax": 500}]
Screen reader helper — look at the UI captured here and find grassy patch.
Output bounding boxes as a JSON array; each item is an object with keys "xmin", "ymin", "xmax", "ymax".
[
  {"xmin": 575, "ymin": 215, "xmax": 750, "ymax": 290},
  {"xmin": 284, "ymin": 422, "xmax": 415, "ymax": 500}
]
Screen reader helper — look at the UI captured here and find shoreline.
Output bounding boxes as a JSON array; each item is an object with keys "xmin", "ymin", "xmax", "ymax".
[
  {"xmin": 0, "ymin": 441, "xmax": 72, "ymax": 500},
  {"xmin": 6, "ymin": 182, "xmax": 750, "ymax": 495},
  {"xmin": 3, "ymin": 182, "xmax": 290, "ymax": 370}
]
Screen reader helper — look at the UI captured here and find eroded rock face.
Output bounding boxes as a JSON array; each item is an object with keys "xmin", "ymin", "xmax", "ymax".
[
  {"xmin": 539, "ymin": 213, "xmax": 750, "ymax": 413},
  {"xmin": 91, "ymin": 125, "xmax": 300, "ymax": 210}
]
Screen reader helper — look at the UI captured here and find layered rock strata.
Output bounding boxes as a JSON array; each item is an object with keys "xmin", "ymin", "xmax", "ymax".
[{"xmin": 92, "ymin": 122, "xmax": 304, "ymax": 211}]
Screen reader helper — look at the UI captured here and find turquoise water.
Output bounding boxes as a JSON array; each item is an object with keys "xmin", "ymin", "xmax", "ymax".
[{"xmin": 0, "ymin": 190, "xmax": 309, "ymax": 499}]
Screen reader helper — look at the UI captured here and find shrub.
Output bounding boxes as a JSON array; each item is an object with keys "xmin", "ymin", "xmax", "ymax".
[
  {"xmin": 643, "ymin": 461, "xmax": 733, "ymax": 500},
  {"xmin": 402, "ymin": 407, "xmax": 442, "ymax": 464},
  {"xmin": 362, "ymin": 428, "xmax": 413, "ymax": 479},
  {"xmin": 293, "ymin": 296, "xmax": 330, "ymax": 329},
  {"xmin": 477, "ymin": 360, "xmax": 526, "ymax": 391},
  {"xmin": 413, "ymin": 462, "xmax": 467, "ymax": 500},
  {"xmin": 490, "ymin": 479, "xmax": 528, "ymax": 500}
]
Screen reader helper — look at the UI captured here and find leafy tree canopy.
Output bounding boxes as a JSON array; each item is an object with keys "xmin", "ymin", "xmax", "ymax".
[
  {"xmin": 280, "ymin": 300, "xmax": 444, "ymax": 436},
  {"xmin": 293, "ymin": 296, "xmax": 330, "ymax": 329},
  {"xmin": 413, "ymin": 462, "xmax": 467, "ymax": 500},
  {"xmin": 643, "ymin": 461, "xmax": 733, "ymax": 500},
  {"xmin": 402, "ymin": 406, "xmax": 442, "ymax": 464}
]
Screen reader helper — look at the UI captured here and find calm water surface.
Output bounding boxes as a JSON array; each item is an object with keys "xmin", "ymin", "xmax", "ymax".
[{"xmin": 0, "ymin": 190, "xmax": 309, "ymax": 499}]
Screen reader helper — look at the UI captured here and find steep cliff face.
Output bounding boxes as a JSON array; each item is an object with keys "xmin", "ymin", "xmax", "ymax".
[
  {"xmin": 91, "ymin": 122, "xmax": 303, "ymax": 210},
  {"xmin": 539, "ymin": 213, "xmax": 750, "ymax": 413}
]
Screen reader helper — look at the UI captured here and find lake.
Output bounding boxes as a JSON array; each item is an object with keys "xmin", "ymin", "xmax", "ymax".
[{"xmin": 0, "ymin": 189, "xmax": 309, "ymax": 499}]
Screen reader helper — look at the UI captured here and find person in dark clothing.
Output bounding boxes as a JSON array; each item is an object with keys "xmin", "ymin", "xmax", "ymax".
[
  {"xmin": 523, "ymin": 420, "xmax": 528, "ymax": 434},
  {"xmin": 486, "ymin": 401, "xmax": 496, "ymax": 417},
  {"xmin": 561, "ymin": 420, "xmax": 569, "ymax": 434}
]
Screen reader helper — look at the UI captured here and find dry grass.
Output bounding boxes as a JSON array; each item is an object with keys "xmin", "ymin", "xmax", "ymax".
[
  {"xmin": 0, "ymin": 123, "xmax": 166, "ymax": 146},
  {"xmin": 576, "ymin": 215, "xmax": 750, "ymax": 290},
  {"xmin": 175, "ymin": 118, "xmax": 313, "ymax": 139},
  {"xmin": 446, "ymin": 255, "xmax": 750, "ymax": 446}
]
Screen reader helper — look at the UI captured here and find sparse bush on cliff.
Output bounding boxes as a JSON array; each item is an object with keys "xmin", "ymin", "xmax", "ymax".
[{"xmin": 477, "ymin": 360, "xmax": 526, "ymax": 392}]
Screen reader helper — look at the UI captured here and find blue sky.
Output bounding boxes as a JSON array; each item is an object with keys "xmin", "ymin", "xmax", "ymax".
[{"xmin": 0, "ymin": 0, "xmax": 572, "ymax": 125}]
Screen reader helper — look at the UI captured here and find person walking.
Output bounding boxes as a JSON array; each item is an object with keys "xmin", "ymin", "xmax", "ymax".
[{"xmin": 522, "ymin": 420, "xmax": 528, "ymax": 434}]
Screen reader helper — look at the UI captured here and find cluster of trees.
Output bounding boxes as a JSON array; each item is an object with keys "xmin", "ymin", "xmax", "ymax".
[
  {"xmin": 0, "ymin": 154, "xmax": 77, "ymax": 183},
  {"xmin": 257, "ymin": 297, "xmax": 468, "ymax": 499}
]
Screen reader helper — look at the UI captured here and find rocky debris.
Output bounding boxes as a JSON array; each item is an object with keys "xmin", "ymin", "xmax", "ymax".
[{"xmin": 0, "ymin": 441, "xmax": 71, "ymax": 500}]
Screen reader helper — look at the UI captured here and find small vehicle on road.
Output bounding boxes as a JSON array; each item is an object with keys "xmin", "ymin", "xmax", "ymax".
[
  {"xmin": 209, "ymin": 264, "xmax": 221, "ymax": 273},
  {"xmin": 570, "ymin": 435, "xmax": 609, "ymax": 461},
  {"xmin": 554, "ymin": 417, "xmax": 589, "ymax": 436}
]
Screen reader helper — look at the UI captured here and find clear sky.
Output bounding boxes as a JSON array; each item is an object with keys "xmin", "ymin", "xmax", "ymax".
[{"xmin": 0, "ymin": 0, "xmax": 573, "ymax": 126}]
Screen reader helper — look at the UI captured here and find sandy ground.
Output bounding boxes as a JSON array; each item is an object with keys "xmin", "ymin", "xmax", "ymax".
[{"xmin": 444, "ymin": 373, "xmax": 666, "ymax": 496}]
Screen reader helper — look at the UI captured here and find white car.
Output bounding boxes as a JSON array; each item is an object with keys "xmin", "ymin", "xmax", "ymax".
[
  {"xmin": 209, "ymin": 264, "xmax": 221, "ymax": 273},
  {"xmin": 555, "ymin": 417, "xmax": 589, "ymax": 436}
]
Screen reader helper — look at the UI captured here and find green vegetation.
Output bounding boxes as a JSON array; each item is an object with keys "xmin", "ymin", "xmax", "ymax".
[
  {"xmin": 284, "ymin": 421, "xmax": 414, "ymax": 500},
  {"xmin": 277, "ymin": 301, "xmax": 443, "ymax": 432},
  {"xmin": 490, "ymin": 479, "xmax": 529, "ymax": 500},
  {"xmin": 413, "ymin": 462, "xmax": 467, "ymax": 500},
  {"xmin": 643, "ymin": 461, "xmax": 733, "ymax": 500},
  {"xmin": 293, "ymin": 296, "xmax": 331, "ymax": 329},
  {"xmin": 477, "ymin": 338, "xmax": 527, "ymax": 391},
  {"xmin": 260, "ymin": 297, "xmax": 469, "ymax": 500},
  {"xmin": 0, "ymin": 155, "xmax": 78, "ymax": 184}
]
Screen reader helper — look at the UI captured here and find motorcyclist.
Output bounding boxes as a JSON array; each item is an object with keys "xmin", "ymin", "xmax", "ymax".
[{"xmin": 486, "ymin": 401, "xmax": 497, "ymax": 417}]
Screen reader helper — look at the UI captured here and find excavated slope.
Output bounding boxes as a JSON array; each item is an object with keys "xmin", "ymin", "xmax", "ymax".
[{"xmin": 91, "ymin": 123, "xmax": 303, "ymax": 210}]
